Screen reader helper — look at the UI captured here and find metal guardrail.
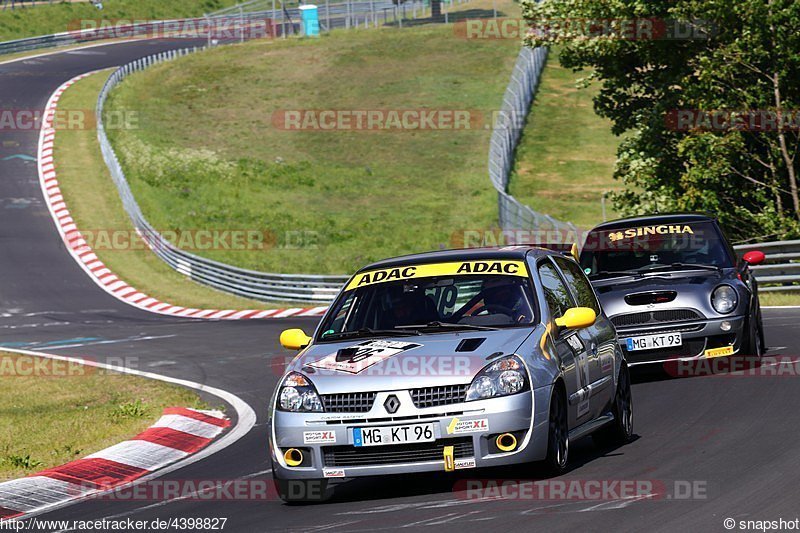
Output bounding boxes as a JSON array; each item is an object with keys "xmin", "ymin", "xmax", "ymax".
[
  {"xmin": 0, "ymin": 0, "xmax": 438, "ymax": 57},
  {"xmin": 489, "ymin": 46, "xmax": 578, "ymax": 235},
  {"xmin": 96, "ymin": 49, "xmax": 350, "ymax": 303},
  {"xmin": 0, "ymin": 19, "xmax": 203, "ymax": 57},
  {"xmin": 734, "ymin": 241, "xmax": 800, "ymax": 291}
]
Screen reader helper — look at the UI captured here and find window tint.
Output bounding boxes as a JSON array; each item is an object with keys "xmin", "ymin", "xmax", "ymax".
[
  {"xmin": 554, "ymin": 257, "xmax": 601, "ymax": 315},
  {"xmin": 538, "ymin": 260, "xmax": 574, "ymax": 319}
]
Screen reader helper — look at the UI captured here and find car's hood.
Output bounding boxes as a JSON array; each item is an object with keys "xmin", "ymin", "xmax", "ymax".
[
  {"xmin": 591, "ymin": 269, "xmax": 743, "ymax": 320},
  {"xmin": 286, "ymin": 328, "xmax": 536, "ymax": 394}
]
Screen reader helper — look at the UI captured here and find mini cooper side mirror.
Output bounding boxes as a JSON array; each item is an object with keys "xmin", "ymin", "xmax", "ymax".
[
  {"xmin": 742, "ymin": 250, "xmax": 766, "ymax": 266},
  {"xmin": 280, "ymin": 328, "xmax": 312, "ymax": 350},
  {"xmin": 555, "ymin": 307, "xmax": 597, "ymax": 330}
]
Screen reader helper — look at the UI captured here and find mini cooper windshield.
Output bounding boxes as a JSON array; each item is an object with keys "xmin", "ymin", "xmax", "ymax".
[
  {"xmin": 318, "ymin": 270, "xmax": 537, "ymax": 341},
  {"xmin": 580, "ymin": 220, "xmax": 735, "ymax": 279}
]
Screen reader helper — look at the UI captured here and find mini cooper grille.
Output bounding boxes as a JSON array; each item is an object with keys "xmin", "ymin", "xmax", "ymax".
[
  {"xmin": 410, "ymin": 385, "xmax": 469, "ymax": 408},
  {"xmin": 321, "ymin": 393, "xmax": 376, "ymax": 413},
  {"xmin": 612, "ymin": 309, "xmax": 704, "ymax": 328},
  {"xmin": 323, "ymin": 438, "xmax": 474, "ymax": 467}
]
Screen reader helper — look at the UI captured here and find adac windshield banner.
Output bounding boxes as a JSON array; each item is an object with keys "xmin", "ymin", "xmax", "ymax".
[{"xmin": 345, "ymin": 260, "xmax": 527, "ymax": 291}]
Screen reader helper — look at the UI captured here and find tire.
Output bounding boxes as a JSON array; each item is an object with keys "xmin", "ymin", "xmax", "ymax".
[
  {"xmin": 271, "ymin": 461, "xmax": 332, "ymax": 504},
  {"xmin": 541, "ymin": 386, "xmax": 569, "ymax": 476},
  {"xmin": 592, "ymin": 364, "xmax": 633, "ymax": 448},
  {"xmin": 742, "ymin": 314, "xmax": 764, "ymax": 358}
]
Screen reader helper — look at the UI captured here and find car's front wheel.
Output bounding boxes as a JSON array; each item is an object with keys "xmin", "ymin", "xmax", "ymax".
[
  {"xmin": 593, "ymin": 364, "xmax": 633, "ymax": 447},
  {"xmin": 742, "ymin": 314, "xmax": 764, "ymax": 357},
  {"xmin": 541, "ymin": 386, "xmax": 569, "ymax": 476}
]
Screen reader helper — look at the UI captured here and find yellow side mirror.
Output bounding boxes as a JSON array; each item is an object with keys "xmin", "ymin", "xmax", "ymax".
[
  {"xmin": 280, "ymin": 328, "xmax": 312, "ymax": 350},
  {"xmin": 554, "ymin": 307, "xmax": 597, "ymax": 330}
]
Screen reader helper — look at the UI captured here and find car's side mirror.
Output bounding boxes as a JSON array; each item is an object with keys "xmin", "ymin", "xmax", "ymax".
[
  {"xmin": 555, "ymin": 307, "xmax": 597, "ymax": 330},
  {"xmin": 742, "ymin": 250, "xmax": 766, "ymax": 266},
  {"xmin": 280, "ymin": 328, "xmax": 312, "ymax": 350}
]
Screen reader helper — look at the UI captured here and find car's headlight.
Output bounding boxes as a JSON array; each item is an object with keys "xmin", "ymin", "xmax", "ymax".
[
  {"xmin": 278, "ymin": 372, "xmax": 323, "ymax": 412},
  {"xmin": 466, "ymin": 356, "xmax": 529, "ymax": 401},
  {"xmin": 712, "ymin": 285, "xmax": 738, "ymax": 314}
]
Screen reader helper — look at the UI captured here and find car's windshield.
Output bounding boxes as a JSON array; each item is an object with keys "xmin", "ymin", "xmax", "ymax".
[
  {"xmin": 580, "ymin": 220, "xmax": 734, "ymax": 278},
  {"xmin": 317, "ymin": 264, "xmax": 537, "ymax": 341}
]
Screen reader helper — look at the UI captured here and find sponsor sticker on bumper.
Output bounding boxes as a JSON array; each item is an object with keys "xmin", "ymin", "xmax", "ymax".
[
  {"xmin": 303, "ymin": 431, "xmax": 336, "ymax": 444},
  {"xmin": 704, "ymin": 345, "xmax": 734, "ymax": 358},
  {"xmin": 323, "ymin": 468, "xmax": 346, "ymax": 478},
  {"xmin": 454, "ymin": 457, "xmax": 476, "ymax": 470},
  {"xmin": 447, "ymin": 417, "xmax": 489, "ymax": 435}
]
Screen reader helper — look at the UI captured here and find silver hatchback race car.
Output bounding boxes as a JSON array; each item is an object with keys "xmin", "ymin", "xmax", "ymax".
[{"xmin": 269, "ymin": 247, "xmax": 633, "ymax": 502}]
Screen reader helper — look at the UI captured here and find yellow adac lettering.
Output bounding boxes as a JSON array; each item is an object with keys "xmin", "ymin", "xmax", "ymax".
[
  {"xmin": 357, "ymin": 273, "xmax": 372, "ymax": 286},
  {"xmin": 504, "ymin": 263, "xmax": 519, "ymax": 274},
  {"xmin": 402, "ymin": 266, "xmax": 416, "ymax": 278}
]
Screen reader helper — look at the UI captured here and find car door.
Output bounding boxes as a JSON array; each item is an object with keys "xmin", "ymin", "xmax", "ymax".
[
  {"xmin": 553, "ymin": 256, "xmax": 617, "ymax": 419},
  {"xmin": 537, "ymin": 258, "xmax": 591, "ymax": 427}
]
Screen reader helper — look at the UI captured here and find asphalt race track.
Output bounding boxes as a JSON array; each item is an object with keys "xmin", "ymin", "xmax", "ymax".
[{"xmin": 2, "ymin": 40, "xmax": 800, "ymax": 532}]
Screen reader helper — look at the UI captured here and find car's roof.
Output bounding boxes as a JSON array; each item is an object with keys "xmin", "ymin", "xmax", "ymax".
[
  {"xmin": 356, "ymin": 246, "xmax": 558, "ymax": 273},
  {"xmin": 588, "ymin": 213, "xmax": 717, "ymax": 232}
]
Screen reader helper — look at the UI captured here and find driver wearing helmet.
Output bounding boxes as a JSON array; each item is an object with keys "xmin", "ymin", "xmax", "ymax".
[{"xmin": 479, "ymin": 278, "xmax": 532, "ymax": 323}]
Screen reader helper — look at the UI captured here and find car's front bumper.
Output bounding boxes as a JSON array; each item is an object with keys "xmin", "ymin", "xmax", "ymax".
[
  {"xmin": 269, "ymin": 387, "xmax": 551, "ymax": 480},
  {"xmin": 616, "ymin": 315, "xmax": 746, "ymax": 366}
]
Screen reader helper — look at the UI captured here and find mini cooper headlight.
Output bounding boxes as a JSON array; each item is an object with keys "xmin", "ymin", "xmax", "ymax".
[
  {"xmin": 466, "ymin": 356, "xmax": 529, "ymax": 401},
  {"xmin": 278, "ymin": 372, "xmax": 323, "ymax": 412},
  {"xmin": 712, "ymin": 285, "xmax": 738, "ymax": 314}
]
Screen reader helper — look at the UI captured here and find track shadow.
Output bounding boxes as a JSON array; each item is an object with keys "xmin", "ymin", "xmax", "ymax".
[{"xmin": 317, "ymin": 433, "xmax": 640, "ymax": 505}]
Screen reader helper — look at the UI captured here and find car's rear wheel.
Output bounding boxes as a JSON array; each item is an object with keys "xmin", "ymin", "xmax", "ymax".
[
  {"xmin": 541, "ymin": 386, "xmax": 569, "ymax": 476},
  {"xmin": 593, "ymin": 364, "xmax": 633, "ymax": 447}
]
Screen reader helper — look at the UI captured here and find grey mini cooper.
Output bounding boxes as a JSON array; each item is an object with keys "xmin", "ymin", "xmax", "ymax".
[
  {"xmin": 580, "ymin": 214, "xmax": 766, "ymax": 366},
  {"xmin": 269, "ymin": 247, "xmax": 633, "ymax": 502}
]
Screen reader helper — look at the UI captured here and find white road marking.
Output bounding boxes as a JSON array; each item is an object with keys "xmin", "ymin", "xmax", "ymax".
[{"xmin": 39, "ymin": 334, "xmax": 176, "ymax": 350}]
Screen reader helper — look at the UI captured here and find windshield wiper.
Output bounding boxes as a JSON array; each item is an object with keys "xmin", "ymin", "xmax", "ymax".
[
  {"xmin": 639, "ymin": 263, "xmax": 721, "ymax": 273},
  {"xmin": 396, "ymin": 321, "xmax": 500, "ymax": 332},
  {"xmin": 321, "ymin": 327, "xmax": 421, "ymax": 341},
  {"xmin": 589, "ymin": 270, "xmax": 643, "ymax": 279}
]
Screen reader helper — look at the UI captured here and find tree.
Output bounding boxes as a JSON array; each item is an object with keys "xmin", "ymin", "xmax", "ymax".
[{"xmin": 520, "ymin": 0, "xmax": 800, "ymax": 242}]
